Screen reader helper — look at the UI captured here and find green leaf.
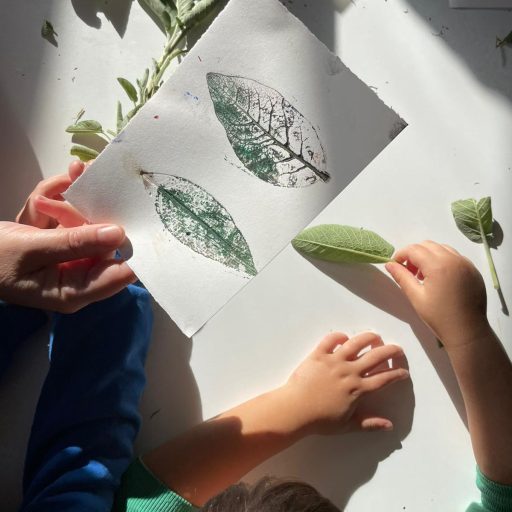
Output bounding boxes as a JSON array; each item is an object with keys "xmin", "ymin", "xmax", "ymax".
[
  {"xmin": 41, "ymin": 20, "xmax": 57, "ymax": 39},
  {"xmin": 292, "ymin": 225, "xmax": 394, "ymax": 264},
  {"xmin": 451, "ymin": 197, "xmax": 493, "ymax": 244},
  {"xmin": 496, "ymin": 30, "xmax": 512, "ymax": 48},
  {"xmin": 65, "ymin": 119, "xmax": 103, "ymax": 134},
  {"xmin": 74, "ymin": 108, "xmax": 85, "ymax": 123},
  {"xmin": 451, "ymin": 196, "xmax": 501, "ymax": 291},
  {"xmin": 207, "ymin": 73, "xmax": 330, "ymax": 187},
  {"xmin": 70, "ymin": 144, "xmax": 99, "ymax": 162},
  {"xmin": 142, "ymin": 172, "xmax": 257, "ymax": 276},
  {"xmin": 180, "ymin": 0, "xmax": 220, "ymax": 28},
  {"xmin": 116, "ymin": 101, "xmax": 124, "ymax": 133},
  {"xmin": 117, "ymin": 77, "xmax": 138, "ymax": 103},
  {"xmin": 138, "ymin": 0, "xmax": 177, "ymax": 32},
  {"xmin": 177, "ymin": 0, "xmax": 194, "ymax": 17}
]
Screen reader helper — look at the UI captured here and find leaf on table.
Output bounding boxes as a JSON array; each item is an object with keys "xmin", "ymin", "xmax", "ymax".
[
  {"xmin": 142, "ymin": 172, "xmax": 257, "ymax": 277},
  {"xmin": 451, "ymin": 197, "xmax": 493, "ymax": 244},
  {"xmin": 180, "ymin": 0, "xmax": 221, "ymax": 28},
  {"xmin": 138, "ymin": 0, "xmax": 177, "ymax": 32},
  {"xmin": 451, "ymin": 196, "xmax": 501, "ymax": 292},
  {"xmin": 496, "ymin": 30, "xmax": 512, "ymax": 48},
  {"xmin": 207, "ymin": 73, "xmax": 330, "ymax": 188},
  {"xmin": 292, "ymin": 224, "xmax": 394, "ymax": 264},
  {"xmin": 65, "ymin": 120, "xmax": 103, "ymax": 134},
  {"xmin": 41, "ymin": 20, "xmax": 57, "ymax": 39},
  {"xmin": 70, "ymin": 144, "xmax": 99, "ymax": 162},
  {"xmin": 117, "ymin": 77, "xmax": 138, "ymax": 103}
]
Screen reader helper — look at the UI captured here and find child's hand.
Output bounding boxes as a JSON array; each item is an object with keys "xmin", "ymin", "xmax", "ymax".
[
  {"xmin": 282, "ymin": 331, "xmax": 409, "ymax": 435},
  {"xmin": 385, "ymin": 241, "xmax": 488, "ymax": 348}
]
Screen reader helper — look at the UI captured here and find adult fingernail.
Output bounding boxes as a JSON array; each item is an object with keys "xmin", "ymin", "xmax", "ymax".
[{"xmin": 97, "ymin": 225, "xmax": 124, "ymax": 244}]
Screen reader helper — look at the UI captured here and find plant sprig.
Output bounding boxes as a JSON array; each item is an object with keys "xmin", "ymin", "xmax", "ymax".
[{"xmin": 67, "ymin": 0, "xmax": 221, "ymax": 161}]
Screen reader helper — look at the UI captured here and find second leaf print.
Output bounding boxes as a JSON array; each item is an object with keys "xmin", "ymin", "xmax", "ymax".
[
  {"xmin": 142, "ymin": 172, "xmax": 257, "ymax": 277},
  {"xmin": 207, "ymin": 73, "xmax": 330, "ymax": 188}
]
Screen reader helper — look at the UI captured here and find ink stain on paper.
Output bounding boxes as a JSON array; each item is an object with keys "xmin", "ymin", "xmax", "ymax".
[
  {"xmin": 142, "ymin": 171, "xmax": 256, "ymax": 277},
  {"xmin": 207, "ymin": 72, "xmax": 330, "ymax": 188}
]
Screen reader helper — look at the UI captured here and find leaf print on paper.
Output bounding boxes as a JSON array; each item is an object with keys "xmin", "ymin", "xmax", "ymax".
[
  {"xmin": 207, "ymin": 73, "xmax": 330, "ymax": 188},
  {"xmin": 142, "ymin": 171, "xmax": 257, "ymax": 277}
]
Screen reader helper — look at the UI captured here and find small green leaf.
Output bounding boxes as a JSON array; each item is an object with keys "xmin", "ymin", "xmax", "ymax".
[
  {"xmin": 70, "ymin": 144, "xmax": 99, "ymax": 162},
  {"xmin": 41, "ymin": 20, "xmax": 57, "ymax": 39},
  {"xmin": 451, "ymin": 197, "xmax": 493, "ymax": 244},
  {"xmin": 74, "ymin": 108, "xmax": 85, "ymax": 123},
  {"xmin": 180, "ymin": 0, "xmax": 220, "ymax": 28},
  {"xmin": 116, "ymin": 101, "xmax": 124, "ymax": 133},
  {"xmin": 107, "ymin": 129, "xmax": 117, "ymax": 137},
  {"xmin": 292, "ymin": 225, "xmax": 394, "ymax": 264},
  {"xmin": 65, "ymin": 119, "xmax": 103, "ymax": 134},
  {"xmin": 496, "ymin": 30, "xmax": 512, "ymax": 48},
  {"xmin": 140, "ymin": 68, "xmax": 150, "ymax": 90},
  {"xmin": 451, "ymin": 196, "xmax": 501, "ymax": 291},
  {"xmin": 117, "ymin": 77, "xmax": 138, "ymax": 103}
]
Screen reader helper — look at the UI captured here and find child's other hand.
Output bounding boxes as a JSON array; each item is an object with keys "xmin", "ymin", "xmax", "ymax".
[
  {"xmin": 283, "ymin": 331, "xmax": 409, "ymax": 435},
  {"xmin": 385, "ymin": 241, "xmax": 488, "ymax": 348}
]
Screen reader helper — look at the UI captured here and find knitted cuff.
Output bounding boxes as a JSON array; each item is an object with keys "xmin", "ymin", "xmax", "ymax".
[{"xmin": 477, "ymin": 466, "xmax": 512, "ymax": 512}]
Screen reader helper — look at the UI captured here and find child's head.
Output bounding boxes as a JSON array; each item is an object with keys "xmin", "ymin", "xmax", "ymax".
[{"xmin": 200, "ymin": 476, "xmax": 340, "ymax": 511}]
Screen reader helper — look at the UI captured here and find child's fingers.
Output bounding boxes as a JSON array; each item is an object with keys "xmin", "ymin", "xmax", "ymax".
[
  {"xmin": 385, "ymin": 261, "xmax": 423, "ymax": 298},
  {"xmin": 68, "ymin": 160, "xmax": 86, "ymax": 182},
  {"xmin": 354, "ymin": 415, "xmax": 394, "ymax": 432},
  {"xmin": 339, "ymin": 332, "xmax": 383, "ymax": 360},
  {"xmin": 393, "ymin": 244, "xmax": 433, "ymax": 270},
  {"xmin": 442, "ymin": 244, "xmax": 460, "ymax": 255},
  {"xmin": 315, "ymin": 332, "xmax": 349, "ymax": 354},
  {"xmin": 362, "ymin": 367, "xmax": 410, "ymax": 392},
  {"xmin": 356, "ymin": 344, "xmax": 404, "ymax": 375},
  {"xmin": 34, "ymin": 196, "xmax": 88, "ymax": 228}
]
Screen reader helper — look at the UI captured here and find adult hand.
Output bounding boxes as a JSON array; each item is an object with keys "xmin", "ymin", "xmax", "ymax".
[{"xmin": 0, "ymin": 161, "xmax": 136, "ymax": 312}]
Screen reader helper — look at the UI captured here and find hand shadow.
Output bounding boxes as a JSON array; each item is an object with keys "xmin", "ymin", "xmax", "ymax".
[
  {"xmin": 71, "ymin": 0, "xmax": 134, "ymax": 37},
  {"xmin": 135, "ymin": 300, "xmax": 203, "ymax": 454},
  {"xmin": 308, "ymin": 258, "xmax": 468, "ymax": 427},
  {"xmin": 246, "ymin": 359, "xmax": 415, "ymax": 509}
]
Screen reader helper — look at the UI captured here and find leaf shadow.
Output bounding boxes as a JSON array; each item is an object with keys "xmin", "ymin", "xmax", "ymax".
[
  {"xmin": 304, "ymin": 257, "xmax": 468, "ymax": 427},
  {"xmin": 489, "ymin": 220, "xmax": 504, "ymax": 249},
  {"xmin": 70, "ymin": 0, "xmax": 134, "ymax": 37}
]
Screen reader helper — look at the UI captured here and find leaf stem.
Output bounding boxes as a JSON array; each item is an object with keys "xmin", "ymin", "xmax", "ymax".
[{"xmin": 482, "ymin": 233, "xmax": 501, "ymax": 291}]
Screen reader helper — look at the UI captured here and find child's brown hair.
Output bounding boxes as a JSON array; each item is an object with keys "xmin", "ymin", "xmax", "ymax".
[{"xmin": 201, "ymin": 476, "xmax": 341, "ymax": 511}]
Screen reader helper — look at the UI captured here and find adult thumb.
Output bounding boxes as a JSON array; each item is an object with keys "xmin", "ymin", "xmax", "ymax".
[{"xmin": 30, "ymin": 224, "xmax": 126, "ymax": 264}]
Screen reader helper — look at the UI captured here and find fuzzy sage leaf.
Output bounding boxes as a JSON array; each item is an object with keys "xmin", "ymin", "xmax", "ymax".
[
  {"xmin": 142, "ymin": 172, "xmax": 257, "ymax": 277},
  {"xmin": 65, "ymin": 119, "xmax": 103, "ymax": 134},
  {"xmin": 451, "ymin": 197, "xmax": 501, "ymax": 291},
  {"xmin": 207, "ymin": 73, "xmax": 330, "ymax": 188},
  {"xmin": 117, "ymin": 77, "xmax": 138, "ymax": 103},
  {"xmin": 41, "ymin": 20, "xmax": 57, "ymax": 39},
  {"xmin": 70, "ymin": 144, "xmax": 99, "ymax": 162},
  {"xmin": 292, "ymin": 225, "xmax": 394, "ymax": 264}
]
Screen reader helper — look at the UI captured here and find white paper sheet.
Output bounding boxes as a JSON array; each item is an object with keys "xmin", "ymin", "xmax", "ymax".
[{"xmin": 65, "ymin": 0, "xmax": 406, "ymax": 337}]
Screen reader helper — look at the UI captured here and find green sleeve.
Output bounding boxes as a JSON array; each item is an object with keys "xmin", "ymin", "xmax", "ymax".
[
  {"xmin": 112, "ymin": 458, "xmax": 196, "ymax": 512},
  {"xmin": 466, "ymin": 467, "xmax": 512, "ymax": 512}
]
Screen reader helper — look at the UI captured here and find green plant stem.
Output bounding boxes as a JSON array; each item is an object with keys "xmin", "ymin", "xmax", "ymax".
[{"xmin": 482, "ymin": 235, "xmax": 500, "ymax": 291}]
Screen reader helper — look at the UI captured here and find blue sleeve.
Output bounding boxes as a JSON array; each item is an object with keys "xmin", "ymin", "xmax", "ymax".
[
  {"xmin": 0, "ymin": 301, "xmax": 47, "ymax": 376},
  {"xmin": 20, "ymin": 284, "xmax": 153, "ymax": 512}
]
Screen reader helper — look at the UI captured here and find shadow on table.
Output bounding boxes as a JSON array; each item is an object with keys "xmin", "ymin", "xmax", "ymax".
[
  {"xmin": 0, "ymin": 89, "xmax": 43, "ymax": 221},
  {"xmin": 309, "ymin": 259, "xmax": 469, "ymax": 428},
  {"xmin": 404, "ymin": 0, "xmax": 512, "ymax": 101},
  {"xmin": 247, "ymin": 362, "xmax": 415, "ymax": 509},
  {"xmin": 71, "ymin": 0, "xmax": 135, "ymax": 37},
  {"xmin": 135, "ymin": 301, "xmax": 203, "ymax": 454}
]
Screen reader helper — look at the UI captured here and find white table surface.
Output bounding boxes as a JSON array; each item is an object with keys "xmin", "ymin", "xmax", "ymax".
[{"xmin": 1, "ymin": 1, "xmax": 511, "ymax": 510}]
